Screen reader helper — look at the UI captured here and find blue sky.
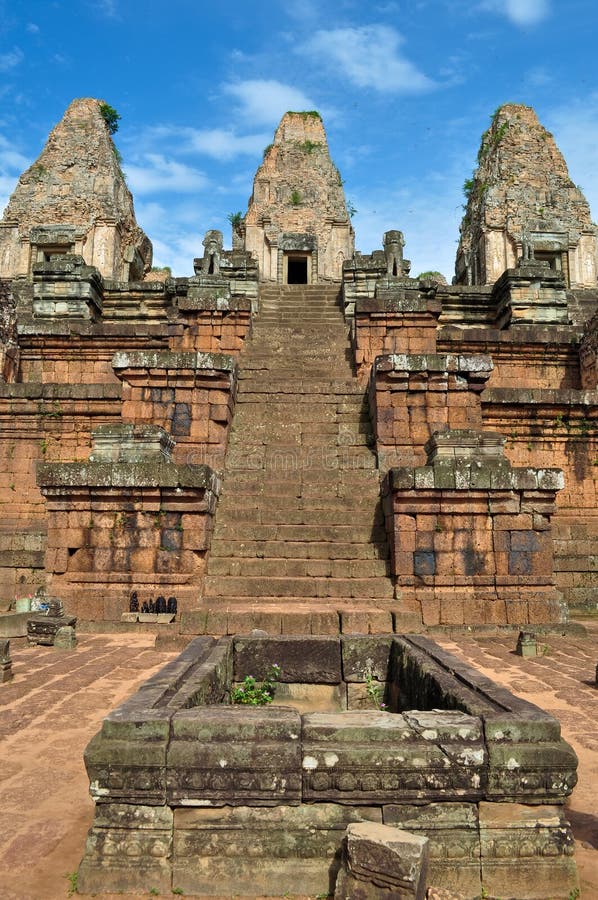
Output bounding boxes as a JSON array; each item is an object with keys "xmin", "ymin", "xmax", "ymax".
[{"xmin": 1, "ymin": 0, "xmax": 597, "ymax": 280}]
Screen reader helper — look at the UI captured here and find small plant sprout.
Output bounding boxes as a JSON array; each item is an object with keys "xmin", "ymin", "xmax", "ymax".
[
  {"xmin": 363, "ymin": 663, "xmax": 386, "ymax": 710},
  {"xmin": 65, "ymin": 871, "xmax": 78, "ymax": 895},
  {"xmin": 231, "ymin": 663, "xmax": 281, "ymax": 705}
]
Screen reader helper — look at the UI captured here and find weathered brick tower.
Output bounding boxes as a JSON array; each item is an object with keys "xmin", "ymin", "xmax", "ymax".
[
  {"xmin": 456, "ymin": 103, "xmax": 598, "ymax": 287},
  {"xmin": 242, "ymin": 111, "xmax": 354, "ymax": 284},
  {"xmin": 0, "ymin": 98, "xmax": 152, "ymax": 282},
  {"xmin": 0, "ymin": 99, "xmax": 596, "ymax": 630}
]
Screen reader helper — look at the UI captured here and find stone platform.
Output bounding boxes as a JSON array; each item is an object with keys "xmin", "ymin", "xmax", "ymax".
[{"xmin": 78, "ymin": 634, "xmax": 579, "ymax": 898}]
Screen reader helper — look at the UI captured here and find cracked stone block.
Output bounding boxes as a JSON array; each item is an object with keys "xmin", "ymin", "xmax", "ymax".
[{"xmin": 334, "ymin": 822, "xmax": 429, "ymax": 900}]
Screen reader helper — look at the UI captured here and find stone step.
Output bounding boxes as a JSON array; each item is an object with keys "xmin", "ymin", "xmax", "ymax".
[
  {"xmin": 237, "ymin": 365, "xmax": 354, "ymax": 377},
  {"xmin": 220, "ymin": 469, "xmax": 380, "ymax": 486},
  {"xmin": 208, "ymin": 506, "xmax": 384, "ymax": 526},
  {"xmin": 207, "ymin": 556, "xmax": 391, "ymax": 578},
  {"xmin": 203, "ymin": 574, "xmax": 396, "ymax": 599},
  {"xmin": 215, "ymin": 495, "xmax": 381, "ymax": 513},
  {"xmin": 235, "ymin": 389, "xmax": 364, "ymax": 401},
  {"xmin": 209, "ymin": 539, "xmax": 389, "ymax": 560},
  {"xmin": 212, "ymin": 523, "xmax": 388, "ymax": 542},
  {"xmin": 220, "ymin": 453, "xmax": 378, "ymax": 472},
  {"xmin": 217, "ymin": 478, "xmax": 381, "ymax": 498},
  {"xmin": 236, "ymin": 375, "xmax": 360, "ymax": 388}
]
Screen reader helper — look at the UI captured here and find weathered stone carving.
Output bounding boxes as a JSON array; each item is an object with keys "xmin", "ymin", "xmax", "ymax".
[
  {"xmin": 334, "ymin": 822, "xmax": 429, "ymax": 900},
  {"xmin": 383, "ymin": 230, "xmax": 409, "ymax": 278},
  {"xmin": 201, "ymin": 230, "xmax": 223, "ymax": 276}
]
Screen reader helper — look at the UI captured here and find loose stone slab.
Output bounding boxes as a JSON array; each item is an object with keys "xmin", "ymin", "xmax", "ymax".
[{"xmin": 334, "ymin": 822, "xmax": 429, "ymax": 900}]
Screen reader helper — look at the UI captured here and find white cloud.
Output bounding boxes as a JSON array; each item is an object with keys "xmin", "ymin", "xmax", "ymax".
[
  {"xmin": 135, "ymin": 200, "xmax": 227, "ymax": 277},
  {"xmin": 127, "ymin": 124, "xmax": 270, "ymax": 162},
  {"xmin": 26, "ymin": 23, "xmax": 40, "ymax": 34},
  {"xmin": 93, "ymin": 0, "xmax": 119, "ymax": 17},
  {"xmin": 546, "ymin": 94, "xmax": 598, "ymax": 221},
  {"xmin": 481, "ymin": 0, "xmax": 550, "ymax": 26},
  {"xmin": 0, "ymin": 134, "xmax": 30, "ymax": 216},
  {"xmin": 352, "ymin": 177, "xmax": 462, "ymax": 283},
  {"xmin": 0, "ymin": 48, "xmax": 24, "ymax": 72},
  {"xmin": 184, "ymin": 128, "xmax": 270, "ymax": 161},
  {"xmin": 223, "ymin": 80, "xmax": 318, "ymax": 126},
  {"xmin": 124, "ymin": 154, "xmax": 208, "ymax": 195},
  {"xmin": 303, "ymin": 25, "xmax": 434, "ymax": 93}
]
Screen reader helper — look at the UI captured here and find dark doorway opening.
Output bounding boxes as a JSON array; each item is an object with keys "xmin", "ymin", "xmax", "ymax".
[{"xmin": 287, "ymin": 256, "xmax": 308, "ymax": 284}]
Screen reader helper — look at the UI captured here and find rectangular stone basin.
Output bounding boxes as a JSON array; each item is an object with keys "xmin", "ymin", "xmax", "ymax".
[{"xmin": 79, "ymin": 634, "xmax": 578, "ymax": 899}]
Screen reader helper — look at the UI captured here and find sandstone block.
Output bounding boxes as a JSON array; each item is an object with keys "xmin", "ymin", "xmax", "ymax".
[{"xmin": 334, "ymin": 822, "xmax": 428, "ymax": 900}]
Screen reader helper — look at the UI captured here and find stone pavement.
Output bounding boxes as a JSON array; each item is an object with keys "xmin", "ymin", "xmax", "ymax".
[
  {"xmin": 0, "ymin": 635, "xmax": 178, "ymax": 900},
  {"xmin": 0, "ymin": 625, "xmax": 596, "ymax": 899},
  {"xmin": 436, "ymin": 619, "xmax": 598, "ymax": 899}
]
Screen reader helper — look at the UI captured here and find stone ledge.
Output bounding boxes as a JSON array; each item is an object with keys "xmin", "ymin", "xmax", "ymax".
[
  {"xmin": 483, "ymin": 387, "xmax": 598, "ymax": 406},
  {"xmin": 374, "ymin": 353, "xmax": 493, "ymax": 375},
  {"xmin": 388, "ymin": 463, "xmax": 564, "ymax": 492},
  {"xmin": 36, "ymin": 461, "xmax": 219, "ymax": 490},
  {"xmin": 438, "ymin": 323, "xmax": 583, "ymax": 345},
  {"xmin": 355, "ymin": 295, "xmax": 440, "ymax": 315},
  {"xmin": 112, "ymin": 350, "xmax": 236, "ymax": 372},
  {"xmin": 0, "ymin": 383, "xmax": 122, "ymax": 400}
]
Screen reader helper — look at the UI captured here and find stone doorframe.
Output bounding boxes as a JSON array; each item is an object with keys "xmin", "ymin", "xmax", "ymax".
[{"xmin": 277, "ymin": 232, "xmax": 318, "ymax": 284}]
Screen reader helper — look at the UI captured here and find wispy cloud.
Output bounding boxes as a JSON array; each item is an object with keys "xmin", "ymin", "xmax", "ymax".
[
  {"xmin": 92, "ymin": 0, "xmax": 119, "ymax": 17},
  {"xmin": 352, "ymin": 170, "xmax": 463, "ymax": 282},
  {"xmin": 0, "ymin": 47, "xmax": 23, "ymax": 72},
  {"xmin": 125, "ymin": 123, "xmax": 270, "ymax": 162},
  {"xmin": 222, "ymin": 80, "xmax": 318, "ymax": 126},
  {"xmin": 481, "ymin": 0, "xmax": 550, "ymax": 26},
  {"xmin": 0, "ymin": 134, "xmax": 31, "ymax": 216},
  {"xmin": 302, "ymin": 25, "xmax": 434, "ymax": 93},
  {"xmin": 124, "ymin": 154, "xmax": 208, "ymax": 195},
  {"xmin": 546, "ymin": 93, "xmax": 598, "ymax": 219}
]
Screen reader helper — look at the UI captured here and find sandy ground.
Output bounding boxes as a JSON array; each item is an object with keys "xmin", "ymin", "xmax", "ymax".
[{"xmin": 0, "ymin": 625, "xmax": 596, "ymax": 900}]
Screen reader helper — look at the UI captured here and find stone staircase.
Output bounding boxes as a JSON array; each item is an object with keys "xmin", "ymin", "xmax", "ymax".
[{"xmin": 202, "ymin": 284, "xmax": 401, "ymax": 632}]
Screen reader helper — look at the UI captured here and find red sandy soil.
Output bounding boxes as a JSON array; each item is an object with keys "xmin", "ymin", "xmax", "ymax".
[{"xmin": 0, "ymin": 626, "xmax": 596, "ymax": 899}]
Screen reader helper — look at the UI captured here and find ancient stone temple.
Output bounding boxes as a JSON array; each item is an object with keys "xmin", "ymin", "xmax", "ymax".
[
  {"xmin": 0, "ymin": 98, "xmax": 595, "ymax": 631},
  {"xmin": 0, "ymin": 98, "xmax": 152, "ymax": 282},
  {"xmin": 0, "ymin": 97, "xmax": 594, "ymax": 900},
  {"xmin": 456, "ymin": 103, "xmax": 598, "ymax": 287},
  {"xmin": 242, "ymin": 111, "xmax": 354, "ymax": 283}
]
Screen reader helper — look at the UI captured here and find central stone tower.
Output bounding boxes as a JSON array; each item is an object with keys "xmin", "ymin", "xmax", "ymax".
[{"xmin": 242, "ymin": 111, "xmax": 354, "ymax": 284}]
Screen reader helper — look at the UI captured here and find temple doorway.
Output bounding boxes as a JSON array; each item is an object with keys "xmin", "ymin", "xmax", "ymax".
[{"xmin": 285, "ymin": 253, "xmax": 310, "ymax": 284}]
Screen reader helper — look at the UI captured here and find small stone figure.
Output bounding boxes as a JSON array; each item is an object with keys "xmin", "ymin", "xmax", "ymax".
[
  {"xmin": 383, "ymin": 230, "xmax": 405, "ymax": 277},
  {"xmin": 148, "ymin": 599, "xmax": 156, "ymax": 614},
  {"xmin": 0, "ymin": 640, "xmax": 13, "ymax": 683},
  {"xmin": 201, "ymin": 230, "xmax": 223, "ymax": 276},
  {"xmin": 129, "ymin": 591, "xmax": 139, "ymax": 613},
  {"xmin": 167, "ymin": 596, "xmax": 177, "ymax": 615},
  {"xmin": 46, "ymin": 598, "xmax": 64, "ymax": 618},
  {"xmin": 141, "ymin": 601, "xmax": 149, "ymax": 614},
  {"xmin": 156, "ymin": 595, "xmax": 167, "ymax": 614}
]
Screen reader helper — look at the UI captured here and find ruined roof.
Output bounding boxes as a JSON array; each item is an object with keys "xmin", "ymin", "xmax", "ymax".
[
  {"xmin": 456, "ymin": 103, "xmax": 595, "ymax": 278},
  {"xmin": 244, "ymin": 111, "xmax": 351, "ymax": 230},
  {"xmin": 2, "ymin": 97, "xmax": 151, "ymax": 266}
]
